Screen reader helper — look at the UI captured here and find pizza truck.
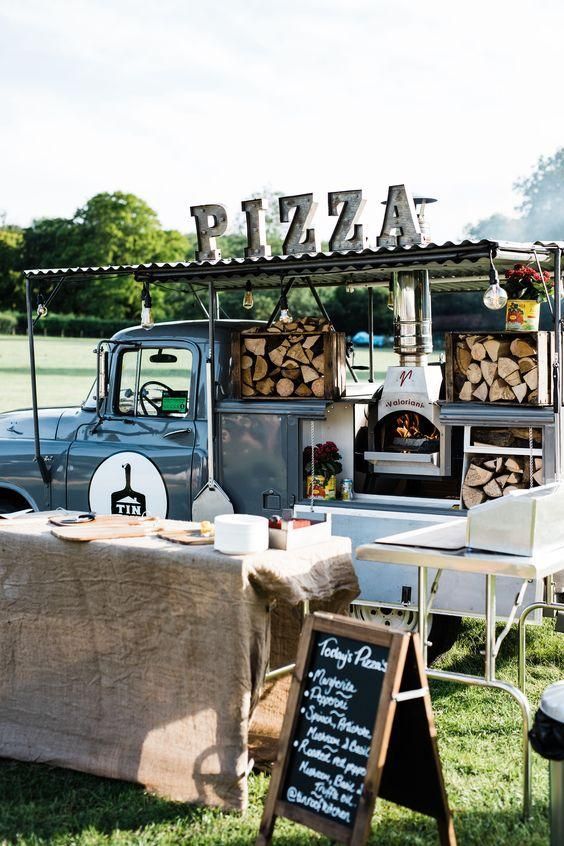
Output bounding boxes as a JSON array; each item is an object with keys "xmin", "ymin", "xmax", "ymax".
[{"xmin": 1, "ymin": 185, "xmax": 562, "ymax": 657}]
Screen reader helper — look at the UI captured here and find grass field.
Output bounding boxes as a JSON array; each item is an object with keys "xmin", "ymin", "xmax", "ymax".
[{"xmin": 0, "ymin": 334, "xmax": 561, "ymax": 844}]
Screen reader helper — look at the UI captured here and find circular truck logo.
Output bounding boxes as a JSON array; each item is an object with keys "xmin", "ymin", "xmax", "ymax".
[{"xmin": 89, "ymin": 451, "xmax": 168, "ymax": 517}]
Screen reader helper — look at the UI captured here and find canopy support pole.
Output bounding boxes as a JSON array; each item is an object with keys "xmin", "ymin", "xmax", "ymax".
[
  {"xmin": 553, "ymin": 248, "xmax": 562, "ymax": 481},
  {"xmin": 25, "ymin": 277, "xmax": 50, "ymax": 486},
  {"xmin": 368, "ymin": 286, "xmax": 375, "ymax": 383}
]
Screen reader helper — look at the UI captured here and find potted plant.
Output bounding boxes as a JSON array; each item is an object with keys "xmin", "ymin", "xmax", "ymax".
[
  {"xmin": 303, "ymin": 440, "xmax": 343, "ymax": 500},
  {"xmin": 504, "ymin": 264, "xmax": 553, "ymax": 332}
]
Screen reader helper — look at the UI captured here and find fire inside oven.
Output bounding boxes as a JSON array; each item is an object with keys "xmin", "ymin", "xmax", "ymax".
[{"xmin": 379, "ymin": 411, "xmax": 440, "ymax": 455}]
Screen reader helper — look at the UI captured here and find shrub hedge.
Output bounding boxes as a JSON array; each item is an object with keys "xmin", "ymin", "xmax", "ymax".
[{"xmin": 0, "ymin": 312, "xmax": 130, "ymax": 338}]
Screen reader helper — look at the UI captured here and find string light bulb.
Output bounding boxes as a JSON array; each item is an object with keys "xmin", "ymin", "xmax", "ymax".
[
  {"xmin": 483, "ymin": 258, "xmax": 508, "ymax": 311},
  {"xmin": 36, "ymin": 301, "xmax": 48, "ymax": 318},
  {"xmin": 242, "ymin": 280, "xmax": 254, "ymax": 310},
  {"xmin": 141, "ymin": 282, "xmax": 154, "ymax": 329},
  {"xmin": 279, "ymin": 292, "xmax": 293, "ymax": 324}
]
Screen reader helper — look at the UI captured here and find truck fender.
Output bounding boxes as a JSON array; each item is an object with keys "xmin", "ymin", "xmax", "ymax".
[{"xmin": 0, "ymin": 483, "xmax": 38, "ymax": 512}]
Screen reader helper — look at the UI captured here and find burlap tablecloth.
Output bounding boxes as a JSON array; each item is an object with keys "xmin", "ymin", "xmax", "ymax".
[{"xmin": 0, "ymin": 515, "xmax": 358, "ymax": 810}]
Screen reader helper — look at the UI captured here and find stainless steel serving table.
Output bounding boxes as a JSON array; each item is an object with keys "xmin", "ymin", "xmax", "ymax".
[{"xmin": 357, "ymin": 519, "xmax": 564, "ymax": 818}]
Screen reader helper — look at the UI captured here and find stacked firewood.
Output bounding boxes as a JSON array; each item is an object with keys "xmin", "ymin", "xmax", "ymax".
[
  {"xmin": 462, "ymin": 455, "xmax": 543, "ymax": 508},
  {"xmin": 452, "ymin": 334, "xmax": 541, "ymax": 404},
  {"xmin": 239, "ymin": 318, "xmax": 332, "ymax": 398}
]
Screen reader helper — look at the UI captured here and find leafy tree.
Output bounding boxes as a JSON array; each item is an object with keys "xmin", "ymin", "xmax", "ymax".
[
  {"xmin": 0, "ymin": 225, "xmax": 25, "ymax": 311},
  {"xmin": 466, "ymin": 147, "xmax": 564, "ymax": 241}
]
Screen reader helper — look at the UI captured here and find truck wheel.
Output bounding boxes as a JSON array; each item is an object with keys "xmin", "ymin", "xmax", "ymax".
[
  {"xmin": 350, "ymin": 604, "xmax": 462, "ymax": 665},
  {"xmin": 0, "ymin": 493, "xmax": 31, "ymax": 515}
]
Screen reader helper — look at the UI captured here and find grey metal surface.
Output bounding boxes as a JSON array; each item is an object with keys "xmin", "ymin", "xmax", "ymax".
[
  {"xmin": 22, "ymin": 239, "xmax": 556, "ymax": 290},
  {"xmin": 189, "ymin": 204, "xmax": 228, "ymax": 261},
  {"xmin": 278, "ymin": 193, "xmax": 320, "ymax": 255},
  {"xmin": 241, "ymin": 198, "xmax": 271, "ymax": 259},
  {"xmin": 328, "ymin": 190, "xmax": 366, "ymax": 252}
]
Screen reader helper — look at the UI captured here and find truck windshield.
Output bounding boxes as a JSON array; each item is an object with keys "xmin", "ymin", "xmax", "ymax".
[{"xmin": 117, "ymin": 347, "xmax": 193, "ymax": 417}]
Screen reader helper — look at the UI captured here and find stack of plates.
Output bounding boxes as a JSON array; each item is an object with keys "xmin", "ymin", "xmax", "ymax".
[{"xmin": 214, "ymin": 514, "xmax": 269, "ymax": 555}]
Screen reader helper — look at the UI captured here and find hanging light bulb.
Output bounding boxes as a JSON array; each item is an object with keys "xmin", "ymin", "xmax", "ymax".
[
  {"xmin": 483, "ymin": 258, "xmax": 508, "ymax": 310},
  {"xmin": 141, "ymin": 282, "xmax": 154, "ymax": 329},
  {"xmin": 279, "ymin": 292, "xmax": 293, "ymax": 324},
  {"xmin": 242, "ymin": 280, "xmax": 254, "ymax": 310},
  {"xmin": 36, "ymin": 299, "xmax": 48, "ymax": 318}
]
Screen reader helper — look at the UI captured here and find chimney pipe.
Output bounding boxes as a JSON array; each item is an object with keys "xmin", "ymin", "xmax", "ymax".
[{"xmin": 393, "ymin": 270, "xmax": 432, "ymax": 366}]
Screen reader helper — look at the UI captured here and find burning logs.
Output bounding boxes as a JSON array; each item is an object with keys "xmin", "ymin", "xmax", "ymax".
[
  {"xmin": 234, "ymin": 318, "xmax": 346, "ymax": 400},
  {"xmin": 462, "ymin": 455, "xmax": 543, "ymax": 508},
  {"xmin": 446, "ymin": 332, "xmax": 551, "ymax": 405}
]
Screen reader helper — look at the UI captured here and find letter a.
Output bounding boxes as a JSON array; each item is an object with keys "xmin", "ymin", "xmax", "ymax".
[{"xmin": 377, "ymin": 185, "xmax": 422, "ymax": 248}]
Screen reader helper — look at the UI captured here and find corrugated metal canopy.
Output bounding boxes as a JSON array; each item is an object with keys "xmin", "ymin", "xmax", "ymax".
[{"xmin": 23, "ymin": 239, "xmax": 560, "ymax": 292}]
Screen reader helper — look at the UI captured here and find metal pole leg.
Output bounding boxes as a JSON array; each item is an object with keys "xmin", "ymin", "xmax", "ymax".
[
  {"xmin": 418, "ymin": 566, "xmax": 429, "ymax": 667},
  {"xmin": 485, "ymin": 574, "xmax": 496, "ymax": 681}
]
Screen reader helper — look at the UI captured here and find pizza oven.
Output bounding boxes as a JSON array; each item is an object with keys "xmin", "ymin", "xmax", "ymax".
[{"xmin": 364, "ymin": 269, "xmax": 451, "ymax": 477}]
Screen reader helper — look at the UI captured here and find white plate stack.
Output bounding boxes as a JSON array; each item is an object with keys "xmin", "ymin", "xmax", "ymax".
[{"xmin": 214, "ymin": 514, "xmax": 269, "ymax": 555}]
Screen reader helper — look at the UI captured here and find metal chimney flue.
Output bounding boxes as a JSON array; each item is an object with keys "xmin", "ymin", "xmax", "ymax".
[{"xmin": 393, "ymin": 269, "xmax": 432, "ymax": 366}]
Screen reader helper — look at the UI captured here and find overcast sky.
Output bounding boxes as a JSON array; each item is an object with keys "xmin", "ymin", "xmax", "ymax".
[{"xmin": 1, "ymin": 0, "xmax": 564, "ymax": 245}]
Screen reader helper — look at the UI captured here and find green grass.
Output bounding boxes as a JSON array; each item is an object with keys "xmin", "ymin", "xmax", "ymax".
[
  {"xmin": 0, "ymin": 619, "xmax": 561, "ymax": 845},
  {"xmin": 0, "ymin": 334, "xmax": 561, "ymax": 843}
]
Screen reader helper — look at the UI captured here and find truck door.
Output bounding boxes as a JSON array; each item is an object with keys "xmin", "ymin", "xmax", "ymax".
[{"xmin": 67, "ymin": 342, "xmax": 198, "ymax": 519}]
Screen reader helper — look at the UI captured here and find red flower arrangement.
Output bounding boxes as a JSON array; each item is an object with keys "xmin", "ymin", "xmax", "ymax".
[
  {"xmin": 303, "ymin": 440, "xmax": 343, "ymax": 477},
  {"xmin": 504, "ymin": 264, "xmax": 553, "ymax": 303}
]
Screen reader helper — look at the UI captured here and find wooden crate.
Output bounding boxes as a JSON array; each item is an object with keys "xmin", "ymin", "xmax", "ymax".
[
  {"xmin": 445, "ymin": 331, "xmax": 552, "ymax": 406},
  {"xmin": 232, "ymin": 321, "xmax": 346, "ymax": 400}
]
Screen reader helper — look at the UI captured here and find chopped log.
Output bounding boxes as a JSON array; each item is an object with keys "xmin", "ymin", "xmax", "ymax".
[
  {"xmin": 534, "ymin": 457, "xmax": 543, "ymax": 471},
  {"xmin": 305, "ymin": 348, "xmax": 314, "ymax": 362},
  {"xmin": 480, "ymin": 360, "xmax": 498, "ymax": 386},
  {"xmin": 465, "ymin": 334, "xmax": 480, "ymax": 350},
  {"xmin": 513, "ymin": 428, "xmax": 542, "ymax": 444},
  {"xmin": 287, "ymin": 342, "xmax": 309, "ymax": 364},
  {"xmin": 456, "ymin": 345, "xmax": 473, "ymax": 374},
  {"xmin": 470, "ymin": 342, "xmax": 487, "ymax": 361},
  {"xmin": 301, "ymin": 365, "xmax": 320, "ymax": 383},
  {"xmin": 295, "ymin": 383, "xmax": 313, "ymax": 397},
  {"xmin": 483, "ymin": 479, "xmax": 502, "ymax": 498},
  {"xmin": 282, "ymin": 367, "xmax": 300, "ymax": 381},
  {"xmin": 242, "ymin": 369, "xmax": 253, "ymax": 387},
  {"xmin": 253, "ymin": 356, "xmax": 268, "ymax": 382},
  {"xmin": 462, "ymin": 485, "xmax": 486, "ymax": 508},
  {"xmin": 302, "ymin": 335, "xmax": 320, "ymax": 349},
  {"xmin": 276, "ymin": 378, "xmax": 295, "ymax": 397},
  {"xmin": 497, "ymin": 357, "xmax": 520, "ymax": 380},
  {"xmin": 483, "ymin": 338, "xmax": 510, "ymax": 362},
  {"xmin": 465, "ymin": 463, "xmax": 494, "ymax": 487},
  {"xmin": 533, "ymin": 469, "xmax": 544, "ymax": 486},
  {"xmin": 504, "ymin": 370, "xmax": 523, "ymax": 387},
  {"xmin": 503, "ymin": 485, "xmax": 519, "ymax": 496},
  {"xmin": 495, "ymin": 456, "xmax": 504, "ymax": 472},
  {"xmin": 282, "ymin": 359, "xmax": 299, "ymax": 370},
  {"xmin": 489, "ymin": 378, "xmax": 514, "ymax": 402},
  {"xmin": 518, "ymin": 356, "xmax": 536, "ymax": 374},
  {"xmin": 512, "ymin": 383, "xmax": 528, "ymax": 403},
  {"xmin": 312, "ymin": 353, "xmax": 325, "ymax": 372},
  {"xmin": 256, "ymin": 377, "xmax": 275, "ymax": 396},
  {"xmin": 483, "ymin": 459, "xmax": 497, "ymax": 470},
  {"xmin": 505, "ymin": 457, "xmax": 522, "ymax": 472},
  {"xmin": 523, "ymin": 367, "xmax": 538, "ymax": 391},
  {"xmin": 459, "ymin": 381, "xmax": 474, "ymax": 401},
  {"xmin": 241, "ymin": 354, "xmax": 253, "ymax": 370},
  {"xmin": 244, "ymin": 337, "xmax": 266, "ymax": 356},
  {"xmin": 506, "ymin": 472, "xmax": 522, "ymax": 484},
  {"xmin": 242, "ymin": 384, "xmax": 256, "ymax": 397},
  {"xmin": 510, "ymin": 337, "xmax": 536, "ymax": 358},
  {"xmin": 270, "ymin": 367, "xmax": 281, "ymax": 377},
  {"xmin": 467, "ymin": 363, "xmax": 483, "ymax": 383},
  {"xmin": 284, "ymin": 322, "xmax": 297, "ymax": 331},
  {"xmin": 472, "ymin": 382, "xmax": 488, "ymax": 402},
  {"xmin": 497, "ymin": 474, "xmax": 509, "ymax": 488},
  {"xmin": 528, "ymin": 389, "xmax": 538, "ymax": 403},
  {"xmin": 269, "ymin": 345, "xmax": 286, "ymax": 366},
  {"xmin": 266, "ymin": 326, "xmax": 282, "ymax": 333},
  {"xmin": 311, "ymin": 377, "xmax": 325, "ymax": 397}
]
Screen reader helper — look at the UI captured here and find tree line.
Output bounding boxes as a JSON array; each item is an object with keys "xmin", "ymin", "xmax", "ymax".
[{"xmin": 1, "ymin": 148, "xmax": 562, "ymax": 337}]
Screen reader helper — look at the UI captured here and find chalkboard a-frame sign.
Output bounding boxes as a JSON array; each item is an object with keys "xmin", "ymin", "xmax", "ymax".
[{"xmin": 256, "ymin": 612, "xmax": 456, "ymax": 846}]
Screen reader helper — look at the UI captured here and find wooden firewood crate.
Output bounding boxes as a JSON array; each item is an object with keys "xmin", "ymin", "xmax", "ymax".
[
  {"xmin": 460, "ymin": 425, "xmax": 544, "ymax": 509},
  {"xmin": 232, "ymin": 318, "xmax": 346, "ymax": 400},
  {"xmin": 445, "ymin": 331, "xmax": 553, "ymax": 406}
]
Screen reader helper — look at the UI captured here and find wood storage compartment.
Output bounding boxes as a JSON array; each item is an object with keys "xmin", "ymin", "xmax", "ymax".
[
  {"xmin": 232, "ymin": 318, "xmax": 346, "ymax": 400},
  {"xmin": 446, "ymin": 331, "xmax": 552, "ymax": 406},
  {"xmin": 461, "ymin": 454, "xmax": 544, "ymax": 509}
]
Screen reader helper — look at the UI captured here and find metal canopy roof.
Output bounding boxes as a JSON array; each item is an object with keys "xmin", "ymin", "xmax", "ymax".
[{"xmin": 23, "ymin": 239, "xmax": 560, "ymax": 293}]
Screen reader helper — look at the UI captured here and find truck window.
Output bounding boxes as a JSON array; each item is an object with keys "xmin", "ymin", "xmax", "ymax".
[{"xmin": 117, "ymin": 347, "xmax": 193, "ymax": 417}]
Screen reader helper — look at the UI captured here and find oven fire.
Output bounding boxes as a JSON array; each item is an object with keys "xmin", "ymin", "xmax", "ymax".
[{"xmin": 394, "ymin": 412, "xmax": 439, "ymax": 443}]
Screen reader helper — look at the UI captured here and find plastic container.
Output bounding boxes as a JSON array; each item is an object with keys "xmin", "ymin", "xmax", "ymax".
[{"xmin": 529, "ymin": 680, "xmax": 564, "ymax": 846}]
